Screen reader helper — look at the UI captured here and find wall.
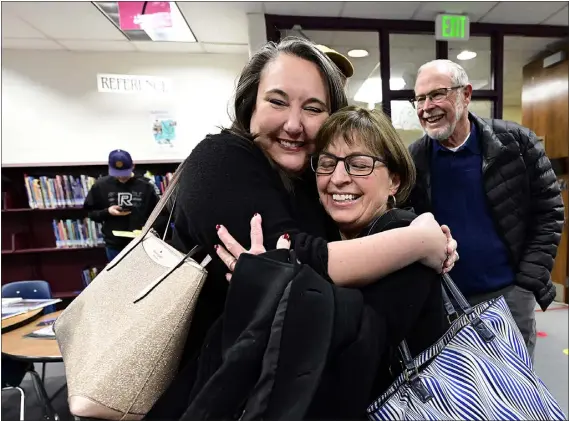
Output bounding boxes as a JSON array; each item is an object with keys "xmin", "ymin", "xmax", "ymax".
[{"xmin": 1, "ymin": 50, "xmax": 248, "ymax": 166}]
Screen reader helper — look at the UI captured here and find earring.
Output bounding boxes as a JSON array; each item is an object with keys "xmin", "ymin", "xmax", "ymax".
[{"xmin": 388, "ymin": 195, "xmax": 397, "ymax": 209}]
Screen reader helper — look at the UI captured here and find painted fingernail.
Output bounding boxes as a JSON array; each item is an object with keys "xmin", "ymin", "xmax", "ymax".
[
  {"xmin": 214, "ymin": 244, "xmax": 219, "ymax": 250},
  {"xmin": 254, "ymin": 213, "xmax": 259, "ymax": 217},
  {"xmin": 216, "ymin": 224, "xmax": 221, "ymax": 231},
  {"xmin": 283, "ymin": 233, "xmax": 290, "ymax": 240}
]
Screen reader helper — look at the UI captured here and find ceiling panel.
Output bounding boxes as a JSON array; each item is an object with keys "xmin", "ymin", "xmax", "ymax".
[
  {"xmin": 5, "ymin": 1, "xmax": 125, "ymax": 41},
  {"xmin": 264, "ymin": 1, "xmax": 344, "ymax": 17},
  {"xmin": 132, "ymin": 41, "xmax": 205, "ymax": 53},
  {"xmin": 178, "ymin": 2, "xmax": 253, "ymax": 44},
  {"xmin": 1, "ymin": 13, "xmax": 48, "ymax": 39},
  {"xmin": 541, "ymin": 5, "xmax": 569, "ymax": 25},
  {"xmin": 412, "ymin": 2, "xmax": 498, "ymax": 22},
  {"xmin": 202, "ymin": 43, "xmax": 249, "ymax": 54},
  {"xmin": 1, "ymin": 38, "xmax": 64, "ymax": 50},
  {"xmin": 479, "ymin": 2, "xmax": 568, "ymax": 24},
  {"xmin": 341, "ymin": 2, "xmax": 421, "ymax": 20},
  {"xmin": 330, "ymin": 31, "xmax": 379, "ymax": 48},
  {"xmin": 59, "ymin": 40, "xmax": 136, "ymax": 52}
]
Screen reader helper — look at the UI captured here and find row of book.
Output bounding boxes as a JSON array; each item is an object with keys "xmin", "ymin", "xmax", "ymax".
[
  {"xmin": 81, "ymin": 266, "xmax": 101, "ymax": 288},
  {"xmin": 24, "ymin": 174, "xmax": 98, "ymax": 209},
  {"xmin": 53, "ymin": 218, "xmax": 104, "ymax": 248},
  {"xmin": 144, "ymin": 171, "xmax": 174, "ymax": 195},
  {"xmin": 23, "ymin": 172, "xmax": 174, "ymax": 209}
]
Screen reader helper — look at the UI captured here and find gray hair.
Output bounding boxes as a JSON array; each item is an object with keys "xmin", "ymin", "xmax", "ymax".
[
  {"xmin": 417, "ymin": 59, "xmax": 470, "ymax": 87},
  {"xmin": 230, "ymin": 36, "xmax": 348, "ymax": 137}
]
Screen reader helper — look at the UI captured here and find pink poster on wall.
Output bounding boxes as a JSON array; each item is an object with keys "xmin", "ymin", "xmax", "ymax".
[{"xmin": 117, "ymin": 1, "xmax": 172, "ymax": 31}]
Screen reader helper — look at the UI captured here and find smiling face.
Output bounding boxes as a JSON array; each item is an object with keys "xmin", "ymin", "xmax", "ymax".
[
  {"xmin": 250, "ymin": 53, "xmax": 330, "ymax": 175},
  {"xmin": 316, "ymin": 136, "xmax": 400, "ymax": 239},
  {"xmin": 414, "ymin": 65, "xmax": 471, "ymax": 141}
]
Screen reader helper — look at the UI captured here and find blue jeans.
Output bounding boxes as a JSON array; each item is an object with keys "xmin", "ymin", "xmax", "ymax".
[{"xmin": 105, "ymin": 247, "xmax": 122, "ymax": 262}]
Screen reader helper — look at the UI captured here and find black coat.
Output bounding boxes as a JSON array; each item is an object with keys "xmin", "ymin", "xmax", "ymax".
[
  {"xmin": 146, "ymin": 209, "xmax": 446, "ymax": 420},
  {"xmin": 406, "ymin": 113, "xmax": 565, "ymax": 311}
]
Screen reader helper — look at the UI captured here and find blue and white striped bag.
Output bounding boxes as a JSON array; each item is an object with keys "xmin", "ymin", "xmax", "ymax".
[{"xmin": 367, "ymin": 274, "xmax": 566, "ymax": 421}]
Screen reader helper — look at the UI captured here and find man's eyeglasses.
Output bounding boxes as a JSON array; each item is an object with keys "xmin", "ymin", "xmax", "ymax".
[
  {"xmin": 311, "ymin": 152, "xmax": 386, "ymax": 177},
  {"xmin": 411, "ymin": 85, "xmax": 464, "ymax": 109}
]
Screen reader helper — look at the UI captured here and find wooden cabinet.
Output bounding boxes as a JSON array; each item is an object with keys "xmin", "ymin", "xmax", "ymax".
[{"xmin": 522, "ymin": 46, "xmax": 569, "ymax": 303}]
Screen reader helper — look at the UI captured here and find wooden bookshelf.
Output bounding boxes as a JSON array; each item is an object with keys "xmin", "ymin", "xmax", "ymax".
[{"xmin": 1, "ymin": 161, "xmax": 179, "ymax": 299}]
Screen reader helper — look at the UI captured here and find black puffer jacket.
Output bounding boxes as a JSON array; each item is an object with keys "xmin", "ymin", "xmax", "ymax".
[{"xmin": 406, "ymin": 112, "xmax": 564, "ymax": 311}]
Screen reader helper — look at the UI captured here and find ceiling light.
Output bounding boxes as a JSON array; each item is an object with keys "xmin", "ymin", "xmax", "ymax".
[
  {"xmin": 348, "ymin": 49, "xmax": 369, "ymax": 58},
  {"xmin": 353, "ymin": 77, "xmax": 406, "ymax": 104},
  {"xmin": 457, "ymin": 50, "xmax": 477, "ymax": 61}
]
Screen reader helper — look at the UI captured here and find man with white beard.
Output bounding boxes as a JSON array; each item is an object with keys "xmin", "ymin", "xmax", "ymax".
[{"xmin": 405, "ymin": 59, "xmax": 564, "ymax": 360}]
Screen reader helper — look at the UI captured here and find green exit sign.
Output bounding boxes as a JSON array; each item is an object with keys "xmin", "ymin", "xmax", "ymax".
[{"xmin": 436, "ymin": 14, "xmax": 470, "ymax": 41}]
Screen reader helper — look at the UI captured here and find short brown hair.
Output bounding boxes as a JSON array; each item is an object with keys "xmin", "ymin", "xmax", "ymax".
[{"xmin": 314, "ymin": 106, "xmax": 416, "ymax": 205}]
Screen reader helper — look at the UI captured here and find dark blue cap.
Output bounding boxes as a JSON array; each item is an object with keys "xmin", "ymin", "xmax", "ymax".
[{"xmin": 108, "ymin": 149, "xmax": 134, "ymax": 177}]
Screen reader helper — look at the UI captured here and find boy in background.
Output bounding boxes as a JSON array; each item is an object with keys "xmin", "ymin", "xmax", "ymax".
[{"xmin": 84, "ymin": 149, "xmax": 159, "ymax": 262}]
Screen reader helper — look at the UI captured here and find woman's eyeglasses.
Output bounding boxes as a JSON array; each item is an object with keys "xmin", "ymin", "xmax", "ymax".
[{"xmin": 311, "ymin": 152, "xmax": 386, "ymax": 177}]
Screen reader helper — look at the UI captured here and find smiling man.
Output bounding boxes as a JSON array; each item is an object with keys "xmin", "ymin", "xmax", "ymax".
[{"xmin": 405, "ymin": 59, "xmax": 564, "ymax": 360}]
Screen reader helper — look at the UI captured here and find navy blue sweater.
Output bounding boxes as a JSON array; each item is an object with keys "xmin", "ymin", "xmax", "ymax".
[{"xmin": 430, "ymin": 124, "xmax": 514, "ymax": 296}]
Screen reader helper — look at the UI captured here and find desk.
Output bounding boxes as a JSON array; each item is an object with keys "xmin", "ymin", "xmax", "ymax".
[
  {"xmin": 2, "ymin": 310, "xmax": 64, "ymax": 421},
  {"xmin": 2, "ymin": 309, "xmax": 43, "ymax": 331},
  {"xmin": 2, "ymin": 310, "xmax": 63, "ymax": 361}
]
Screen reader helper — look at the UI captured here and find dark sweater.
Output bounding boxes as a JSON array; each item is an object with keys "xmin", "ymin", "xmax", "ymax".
[
  {"xmin": 170, "ymin": 131, "xmax": 340, "ymax": 359},
  {"xmin": 83, "ymin": 175, "xmax": 159, "ymax": 249},
  {"xmin": 430, "ymin": 123, "xmax": 514, "ymax": 296}
]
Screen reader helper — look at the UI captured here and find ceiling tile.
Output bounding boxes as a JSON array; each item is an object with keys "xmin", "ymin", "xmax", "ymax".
[
  {"xmin": 1, "ymin": 38, "xmax": 64, "ymax": 50},
  {"xmin": 178, "ymin": 2, "xmax": 251, "ymax": 44},
  {"xmin": 331, "ymin": 31, "xmax": 379, "ymax": 49},
  {"xmin": 5, "ymin": 1, "xmax": 125, "ymax": 41},
  {"xmin": 132, "ymin": 41, "xmax": 205, "ymax": 53},
  {"xmin": 541, "ymin": 5, "xmax": 569, "ymax": 25},
  {"xmin": 412, "ymin": 2, "xmax": 498, "ymax": 22},
  {"xmin": 341, "ymin": 2, "xmax": 421, "ymax": 20},
  {"xmin": 264, "ymin": 1, "xmax": 344, "ymax": 17},
  {"xmin": 58, "ymin": 40, "xmax": 137, "ymax": 52},
  {"xmin": 202, "ymin": 43, "xmax": 249, "ymax": 54},
  {"xmin": 478, "ymin": 2, "xmax": 567, "ymax": 24},
  {"xmin": 1, "ymin": 12, "xmax": 48, "ymax": 39},
  {"xmin": 284, "ymin": 29, "xmax": 335, "ymax": 45}
]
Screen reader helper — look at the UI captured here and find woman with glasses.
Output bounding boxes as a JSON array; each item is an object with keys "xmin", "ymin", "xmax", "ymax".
[
  {"xmin": 215, "ymin": 106, "xmax": 448, "ymax": 408},
  {"xmin": 147, "ymin": 37, "xmax": 458, "ymax": 420}
]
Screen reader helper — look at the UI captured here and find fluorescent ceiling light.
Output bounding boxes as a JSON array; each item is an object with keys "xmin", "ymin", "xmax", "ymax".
[
  {"xmin": 140, "ymin": 2, "xmax": 196, "ymax": 42},
  {"xmin": 354, "ymin": 77, "xmax": 406, "ymax": 105},
  {"xmin": 457, "ymin": 50, "xmax": 477, "ymax": 60},
  {"xmin": 348, "ymin": 49, "xmax": 369, "ymax": 58}
]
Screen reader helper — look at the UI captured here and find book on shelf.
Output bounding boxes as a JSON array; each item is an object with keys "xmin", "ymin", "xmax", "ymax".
[
  {"xmin": 81, "ymin": 266, "xmax": 101, "ymax": 288},
  {"xmin": 52, "ymin": 218, "xmax": 104, "ymax": 248},
  {"xmin": 24, "ymin": 174, "xmax": 98, "ymax": 209},
  {"xmin": 144, "ymin": 171, "xmax": 174, "ymax": 196}
]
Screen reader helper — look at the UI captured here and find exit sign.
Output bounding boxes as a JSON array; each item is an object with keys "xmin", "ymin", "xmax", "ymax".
[{"xmin": 436, "ymin": 14, "xmax": 470, "ymax": 41}]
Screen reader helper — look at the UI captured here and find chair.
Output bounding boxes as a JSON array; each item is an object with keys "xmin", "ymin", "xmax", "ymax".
[
  {"xmin": 2, "ymin": 280, "xmax": 59, "ymax": 420},
  {"xmin": 2, "ymin": 280, "xmax": 57, "ymax": 315},
  {"xmin": 2, "ymin": 280, "xmax": 56, "ymax": 382}
]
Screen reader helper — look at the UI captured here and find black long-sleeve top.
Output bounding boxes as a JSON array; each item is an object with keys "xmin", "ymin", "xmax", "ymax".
[{"xmin": 171, "ymin": 130, "xmax": 340, "ymax": 358}]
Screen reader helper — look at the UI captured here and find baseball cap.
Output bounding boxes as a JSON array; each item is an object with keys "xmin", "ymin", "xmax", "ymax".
[
  {"xmin": 108, "ymin": 149, "xmax": 134, "ymax": 177},
  {"xmin": 316, "ymin": 44, "xmax": 354, "ymax": 78}
]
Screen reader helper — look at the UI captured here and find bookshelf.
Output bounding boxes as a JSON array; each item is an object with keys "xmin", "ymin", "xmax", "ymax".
[{"xmin": 1, "ymin": 161, "xmax": 180, "ymax": 300}]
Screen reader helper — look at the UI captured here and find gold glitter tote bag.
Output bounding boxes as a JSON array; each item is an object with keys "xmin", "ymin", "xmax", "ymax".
[{"xmin": 54, "ymin": 161, "xmax": 209, "ymax": 420}]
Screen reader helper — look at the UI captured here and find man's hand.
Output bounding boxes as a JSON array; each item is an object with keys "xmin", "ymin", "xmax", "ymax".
[{"xmin": 108, "ymin": 205, "xmax": 131, "ymax": 216}]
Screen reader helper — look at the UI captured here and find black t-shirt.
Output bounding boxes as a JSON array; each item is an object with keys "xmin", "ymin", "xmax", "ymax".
[{"xmin": 172, "ymin": 130, "xmax": 340, "ymax": 357}]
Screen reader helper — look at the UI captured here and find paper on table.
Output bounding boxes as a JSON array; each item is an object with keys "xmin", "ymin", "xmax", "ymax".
[
  {"xmin": 112, "ymin": 230, "xmax": 143, "ymax": 239},
  {"xmin": 1, "ymin": 299, "xmax": 61, "ymax": 320}
]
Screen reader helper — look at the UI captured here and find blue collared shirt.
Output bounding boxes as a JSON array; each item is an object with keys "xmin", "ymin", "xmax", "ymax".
[{"xmin": 430, "ymin": 124, "xmax": 514, "ymax": 296}]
